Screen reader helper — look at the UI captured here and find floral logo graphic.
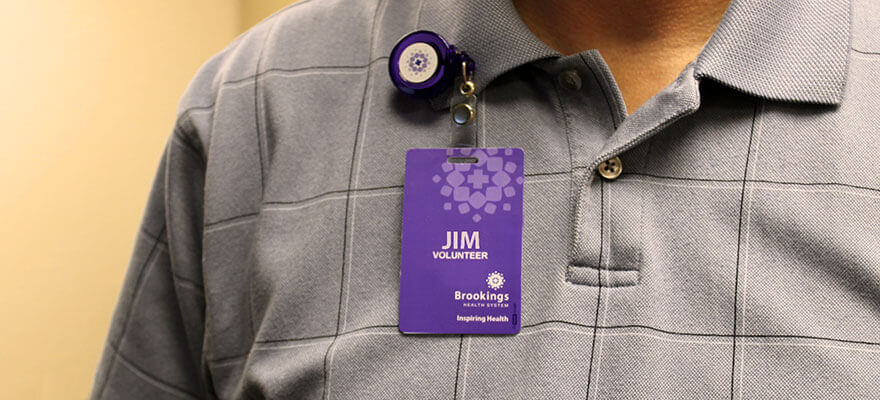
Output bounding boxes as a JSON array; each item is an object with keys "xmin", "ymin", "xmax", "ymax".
[
  {"xmin": 432, "ymin": 148, "xmax": 523, "ymax": 223},
  {"xmin": 486, "ymin": 271, "xmax": 505, "ymax": 290},
  {"xmin": 408, "ymin": 51, "xmax": 430, "ymax": 74}
]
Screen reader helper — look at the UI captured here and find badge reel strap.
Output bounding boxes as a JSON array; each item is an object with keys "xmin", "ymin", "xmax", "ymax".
[
  {"xmin": 449, "ymin": 61, "xmax": 478, "ymax": 147},
  {"xmin": 389, "ymin": 31, "xmax": 477, "ymax": 147}
]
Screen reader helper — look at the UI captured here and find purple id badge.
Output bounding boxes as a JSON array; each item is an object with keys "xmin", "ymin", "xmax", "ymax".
[{"xmin": 400, "ymin": 148, "xmax": 524, "ymax": 334}]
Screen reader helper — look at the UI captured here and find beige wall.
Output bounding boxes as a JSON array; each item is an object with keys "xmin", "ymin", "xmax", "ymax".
[
  {"xmin": 242, "ymin": 0, "xmax": 297, "ymax": 29},
  {"xmin": 0, "ymin": 1, "xmax": 290, "ymax": 398}
]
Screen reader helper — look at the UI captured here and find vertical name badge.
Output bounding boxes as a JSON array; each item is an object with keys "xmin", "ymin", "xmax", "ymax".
[{"xmin": 400, "ymin": 148, "xmax": 524, "ymax": 334}]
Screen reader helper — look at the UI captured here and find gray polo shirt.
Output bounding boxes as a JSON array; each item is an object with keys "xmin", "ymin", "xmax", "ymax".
[{"xmin": 91, "ymin": 0, "xmax": 880, "ymax": 398}]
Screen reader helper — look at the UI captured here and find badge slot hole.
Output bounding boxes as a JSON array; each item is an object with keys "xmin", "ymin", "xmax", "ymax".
[{"xmin": 448, "ymin": 157, "xmax": 478, "ymax": 164}]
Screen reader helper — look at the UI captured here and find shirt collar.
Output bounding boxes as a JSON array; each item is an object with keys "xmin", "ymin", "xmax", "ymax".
[
  {"xmin": 694, "ymin": 0, "xmax": 851, "ymax": 105},
  {"xmin": 418, "ymin": 0, "xmax": 851, "ymax": 109}
]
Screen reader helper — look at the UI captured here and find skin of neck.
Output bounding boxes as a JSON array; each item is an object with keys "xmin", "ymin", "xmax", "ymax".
[{"xmin": 514, "ymin": 0, "xmax": 731, "ymax": 113}]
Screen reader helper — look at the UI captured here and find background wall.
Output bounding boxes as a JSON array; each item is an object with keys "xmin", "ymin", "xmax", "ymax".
[{"xmin": 0, "ymin": 1, "xmax": 292, "ymax": 398}]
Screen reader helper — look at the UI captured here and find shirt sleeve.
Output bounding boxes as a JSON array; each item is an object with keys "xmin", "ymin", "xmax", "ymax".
[{"xmin": 90, "ymin": 126, "xmax": 212, "ymax": 399}]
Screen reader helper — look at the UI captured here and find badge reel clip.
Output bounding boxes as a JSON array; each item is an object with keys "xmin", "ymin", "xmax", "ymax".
[{"xmin": 389, "ymin": 31, "xmax": 477, "ymax": 146}]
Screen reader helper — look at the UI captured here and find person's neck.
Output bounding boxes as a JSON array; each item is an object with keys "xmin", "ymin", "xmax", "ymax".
[{"xmin": 514, "ymin": 0, "xmax": 731, "ymax": 113}]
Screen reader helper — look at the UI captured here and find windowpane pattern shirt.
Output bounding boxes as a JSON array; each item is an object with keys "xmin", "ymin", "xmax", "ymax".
[{"xmin": 92, "ymin": 0, "xmax": 880, "ymax": 398}]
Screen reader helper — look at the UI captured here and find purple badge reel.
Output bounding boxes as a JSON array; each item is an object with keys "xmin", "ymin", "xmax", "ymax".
[
  {"xmin": 400, "ymin": 148, "xmax": 524, "ymax": 334},
  {"xmin": 389, "ymin": 31, "xmax": 476, "ymax": 130},
  {"xmin": 389, "ymin": 31, "xmax": 474, "ymax": 99}
]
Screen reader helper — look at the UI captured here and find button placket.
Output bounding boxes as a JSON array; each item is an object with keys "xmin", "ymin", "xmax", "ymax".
[
  {"xmin": 544, "ymin": 57, "xmax": 616, "ymax": 281},
  {"xmin": 568, "ymin": 53, "xmax": 702, "ymax": 287},
  {"xmin": 562, "ymin": 52, "xmax": 627, "ymax": 285}
]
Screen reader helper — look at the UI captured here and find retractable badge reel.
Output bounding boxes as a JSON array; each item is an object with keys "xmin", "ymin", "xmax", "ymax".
[
  {"xmin": 391, "ymin": 31, "xmax": 524, "ymax": 336},
  {"xmin": 389, "ymin": 31, "xmax": 477, "ymax": 130}
]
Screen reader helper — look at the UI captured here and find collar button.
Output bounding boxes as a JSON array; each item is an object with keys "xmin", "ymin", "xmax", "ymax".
[{"xmin": 558, "ymin": 69, "xmax": 582, "ymax": 91}]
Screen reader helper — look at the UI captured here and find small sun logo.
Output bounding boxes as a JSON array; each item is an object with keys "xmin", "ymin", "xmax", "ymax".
[
  {"xmin": 486, "ymin": 271, "xmax": 505, "ymax": 290},
  {"xmin": 408, "ymin": 51, "xmax": 430, "ymax": 73}
]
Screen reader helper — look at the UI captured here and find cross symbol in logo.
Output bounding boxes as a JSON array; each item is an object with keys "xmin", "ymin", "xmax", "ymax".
[{"xmin": 467, "ymin": 169, "xmax": 489, "ymax": 189}]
